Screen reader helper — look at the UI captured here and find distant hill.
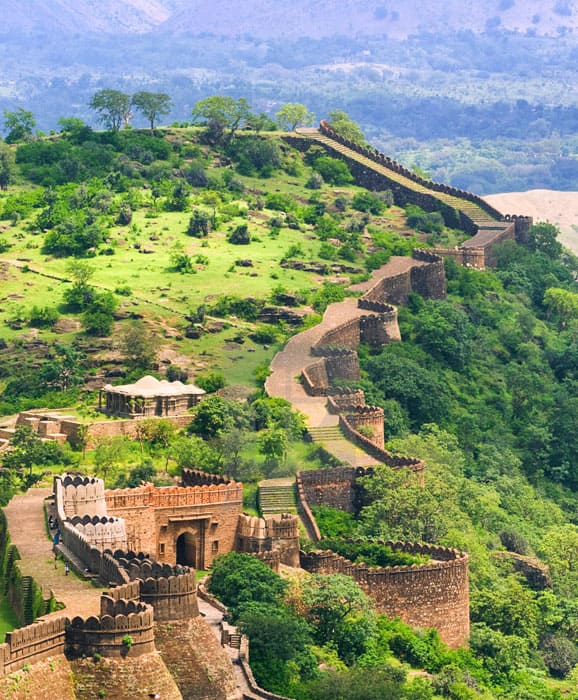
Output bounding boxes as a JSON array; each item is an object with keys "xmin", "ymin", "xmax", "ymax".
[{"xmin": 2, "ymin": 0, "xmax": 578, "ymax": 38}]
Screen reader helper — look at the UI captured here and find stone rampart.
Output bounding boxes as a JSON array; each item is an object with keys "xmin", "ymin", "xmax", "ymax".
[
  {"xmin": 55, "ymin": 474, "xmax": 107, "ymax": 519},
  {"xmin": 236, "ymin": 513, "xmax": 300, "ymax": 567},
  {"xmin": 181, "ymin": 468, "xmax": 232, "ymax": 487},
  {"xmin": 111, "ymin": 552, "xmax": 199, "ymax": 621},
  {"xmin": 338, "ymin": 414, "xmax": 425, "ymax": 479},
  {"xmin": 66, "ymin": 596, "xmax": 155, "ymax": 658},
  {"xmin": 326, "ymin": 387, "xmax": 366, "ymax": 410},
  {"xmin": 0, "ymin": 617, "xmax": 66, "ymax": 676},
  {"xmin": 301, "ymin": 361, "xmax": 330, "ymax": 396},
  {"xmin": 301, "ymin": 540, "xmax": 470, "ymax": 649},
  {"xmin": 13, "ymin": 411, "xmax": 192, "ymax": 450},
  {"xmin": 410, "ymin": 250, "xmax": 447, "ymax": 299},
  {"xmin": 317, "ymin": 120, "xmax": 503, "ymax": 222},
  {"xmin": 105, "ymin": 482, "xmax": 243, "ymax": 511},
  {"xmin": 344, "ymin": 406, "xmax": 385, "ymax": 449},
  {"xmin": 69, "ymin": 514, "xmax": 127, "ymax": 551},
  {"xmin": 298, "ymin": 466, "xmax": 374, "ymax": 514}
]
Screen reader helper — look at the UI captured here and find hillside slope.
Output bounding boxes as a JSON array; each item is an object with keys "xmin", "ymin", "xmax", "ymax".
[{"xmin": 2, "ymin": 0, "xmax": 578, "ymax": 37}]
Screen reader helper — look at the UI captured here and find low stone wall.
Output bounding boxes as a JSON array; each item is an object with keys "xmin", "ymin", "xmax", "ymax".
[
  {"xmin": 301, "ymin": 540, "xmax": 470, "ymax": 649},
  {"xmin": 295, "ymin": 472, "xmax": 322, "ymax": 542},
  {"xmin": 0, "ymin": 617, "xmax": 66, "ymax": 676},
  {"xmin": 181, "ymin": 468, "xmax": 232, "ymax": 487},
  {"xmin": 338, "ymin": 414, "xmax": 424, "ymax": 479}
]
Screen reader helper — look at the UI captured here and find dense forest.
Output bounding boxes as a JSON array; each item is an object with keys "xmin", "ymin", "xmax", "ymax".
[{"xmin": 1, "ymin": 103, "xmax": 578, "ymax": 698}]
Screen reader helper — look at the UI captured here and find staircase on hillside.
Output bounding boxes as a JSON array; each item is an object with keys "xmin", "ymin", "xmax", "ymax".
[
  {"xmin": 307, "ymin": 426, "xmax": 344, "ymax": 443},
  {"xmin": 258, "ymin": 478, "xmax": 297, "ymax": 515}
]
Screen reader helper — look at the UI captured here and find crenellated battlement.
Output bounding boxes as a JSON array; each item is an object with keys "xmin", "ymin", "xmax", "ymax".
[
  {"xmin": 301, "ymin": 540, "xmax": 469, "ymax": 649},
  {"xmin": 105, "ymin": 481, "xmax": 243, "ymax": 511},
  {"xmin": 236, "ymin": 513, "xmax": 300, "ymax": 568}
]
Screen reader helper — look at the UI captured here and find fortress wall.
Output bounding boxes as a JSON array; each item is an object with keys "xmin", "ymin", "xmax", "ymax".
[
  {"xmin": 301, "ymin": 542, "xmax": 470, "ymax": 649},
  {"xmin": 359, "ymin": 312, "xmax": 401, "ymax": 344},
  {"xmin": 326, "ymin": 387, "xmax": 366, "ymax": 410},
  {"xmin": 325, "ymin": 352, "xmax": 361, "ymax": 382},
  {"xmin": 236, "ymin": 514, "xmax": 301, "ymax": 568},
  {"xmin": 181, "ymin": 468, "xmax": 232, "ymax": 487},
  {"xmin": 338, "ymin": 414, "xmax": 425, "ymax": 479},
  {"xmin": 54, "ymin": 474, "xmax": 107, "ymax": 520},
  {"xmin": 106, "ymin": 483, "xmax": 242, "ymax": 562},
  {"xmin": 298, "ymin": 467, "xmax": 366, "ymax": 513},
  {"xmin": 345, "ymin": 406, "xmax": 385, "ymax": 450},
  {"xmin": 110, "ymin": 554, "xmax": 199, "ymax": 621},
  {"xmin": 430, "ymin": 247, "xmax": 486, "ymax": 269},
  {"xmin": 302, "ymin": 360, "xmax": 330, "ymax": 396},
  {"xmin": 317, "ymin": 120, "xmax": 503, "ymax": 222},
  {"xmin": 0, "ymin": 617, "xmax": 67, "ymax": 677},
  {"xmin": 313, "ymin": 318, "xmax": 361, "ymax": 349},
  {"xmin": 66, "ymin": 601, "xmax": 155, "ymax": 658},
  {"xmin": 295, "ymin": 473, "xmax": 322, "ymax": 542},
  {"xmin": 410, "ymin": 252, "xmax": 447, "ymax": 299},
  {"xmin": 363, "ymin": 270, "xmax": 413, "ymax": 305}
]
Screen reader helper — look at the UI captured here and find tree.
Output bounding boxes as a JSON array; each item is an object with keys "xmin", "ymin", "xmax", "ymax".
[
  {"xmin": 82, "ymin": 291, "xmax": 118, "ymax": 336},
  {"xmin": 229, "ymin": 223, "xmax": 251, "ymax": 244},
  {"xmin": 312, "ymin": 156, "xmax": 353, "ymax": 185},
  {"xmin": 89, "ymin": 89, "xmax": 132, "ymax": 131},
  {"xmin": 131, "ymin": 91, "xmax": 172, "ymax": 130},
  {"xmin": 170, "ymin": 435, "xmax": 222, "ymax": 473},
  {"xmin": 208, "ymin": 552, "xmax": 288, "ymax": 614},
  {"xmin": 0, "ymin": 142, "xmax": 16, "ymax": 190},
  {"xmin": 276, "ymin": 103, "xmax": 315, "ymax": 131},
  {"xmin": 3, "ymin": 108, "xmax": 36, "ymax": 143},
  {"xmin": 297, "ymin": 573, "xmax": 376, "ymax": 664},
  {"xmin": 258, "ymin": 427, "xmax": 288, "ymax": 464},
  {"xmin": 327, "ymin": 110, "xmax": 366, "ymax": 146},
  {"xmin": 94, "ymin": 436, "xmax": 129, "ymax": 482},
  {"xmin": 544, "ymin": 287, "xmax": 578, "ymax": 329},
  {"xmin": 119, "ymin": 321, "xmax": 158, "ymax": 371},
  {"xmin": 237, "ymin": 602, "xmax": 317, "ymax": 693},
  {"xmin": 191, "ymin": 96, "xmax": 252, "ymax": 145},
  {"xmin": 187, "ymin": 209, "xmax": 211, "ymax": 237},
  {"xmin": 528, "ymin": 222, "xmax": 563, "ymax": 259},
  {"xmin": 188, "ymin": 396, "xmax": 232, "ymax": 439}
]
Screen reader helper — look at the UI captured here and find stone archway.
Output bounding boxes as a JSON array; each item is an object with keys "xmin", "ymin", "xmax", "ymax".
[{"xmin": 176, "ymin": 531, "xmax": 198, "ymax": 568}]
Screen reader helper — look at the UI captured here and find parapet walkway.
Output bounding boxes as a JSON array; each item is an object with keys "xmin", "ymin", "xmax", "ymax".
[
  {"xmin": 295, "ymin": 127, "xmax": 500, "ymax": 229},
  {"xmin": 3, "ymin": 488, "xmax": 102, "ymax": 619},
  {"xmin": 266, "ymin": 256, "xmax": 426, "ymax": 468}
]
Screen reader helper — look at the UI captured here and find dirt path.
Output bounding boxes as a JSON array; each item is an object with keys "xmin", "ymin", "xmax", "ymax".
[
  {"xmin": 266, "ymin": 256, "xmax": 425, "ymax": 467},
  {"xmin": 3, "ymin": 488, "xmax": 102, "ymax": 619}
]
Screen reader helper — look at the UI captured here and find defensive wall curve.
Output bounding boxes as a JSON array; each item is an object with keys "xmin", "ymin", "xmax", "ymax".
[{"xmin": 301, "ymin": 540, "xmax": 470, "ymax": 649}]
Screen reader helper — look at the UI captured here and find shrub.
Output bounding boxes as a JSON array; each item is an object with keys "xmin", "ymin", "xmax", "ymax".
[
  {"xmin": 195, "ymin": 371, "xmax": 226, "ymax": 393},
  {"xmin": 229, "ymin": 223, "xmax": 251, "ymax": 245},
  {"xmin": 312, "ymin": 156, "xmax": 353, "ymax": 185}
]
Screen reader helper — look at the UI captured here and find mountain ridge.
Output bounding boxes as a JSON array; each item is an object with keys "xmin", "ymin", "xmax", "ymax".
[{"xmin": 2, "ymin": 0, "xmax": 578, "ymax": 38}]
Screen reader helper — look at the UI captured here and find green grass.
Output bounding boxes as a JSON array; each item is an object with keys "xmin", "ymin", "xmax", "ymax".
[{"xmin": 0, "ymin": 594, "xmax": 20, "ymax": 641}]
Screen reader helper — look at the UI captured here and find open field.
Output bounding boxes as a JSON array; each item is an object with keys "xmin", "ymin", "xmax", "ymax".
[{"xmin": 485, "ymin": 190, "xmax": 578, "ymax": 255}]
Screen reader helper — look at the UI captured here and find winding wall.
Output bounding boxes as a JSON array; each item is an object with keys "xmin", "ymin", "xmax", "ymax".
[{"xmin": 301, "ymin": 541, "xmax": 470, "ymax": 649}]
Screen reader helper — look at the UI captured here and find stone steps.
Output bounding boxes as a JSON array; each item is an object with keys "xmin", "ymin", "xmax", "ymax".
[
  {"xmin": 308, "ymin": 426, "xmax": 345, "ymax": 441},
  {"xmin": 258, "ymin": 479, "xmax": 297, "ymax": 515}
]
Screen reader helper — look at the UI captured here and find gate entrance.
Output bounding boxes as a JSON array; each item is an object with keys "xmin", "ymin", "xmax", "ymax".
[{"xmin": 176, "ymin": 532, "xmax": 197, "ymax": 567}]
